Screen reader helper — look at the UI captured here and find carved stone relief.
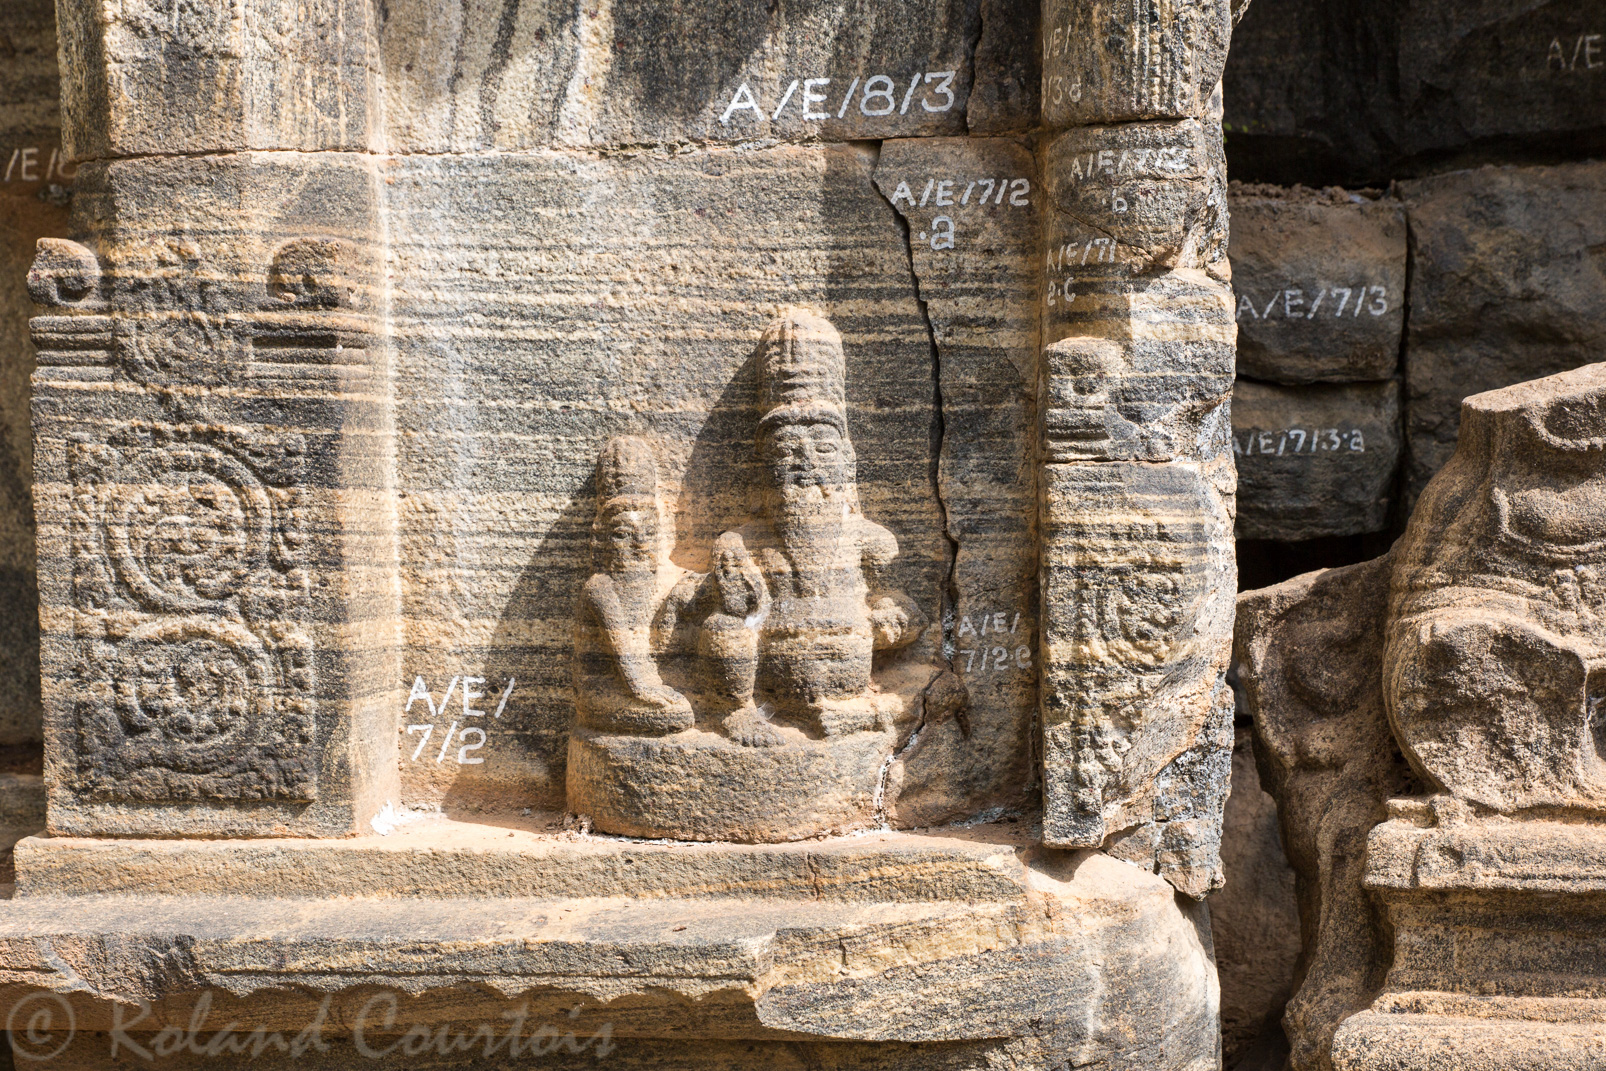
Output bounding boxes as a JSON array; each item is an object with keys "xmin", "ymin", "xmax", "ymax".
[
  {"xmin": 568, "ymin": 308, "xmax": 941, "ymax": 842},
  {"xmin": 68, "ymin": 426, "xmax": 316, "ymax": 801},
  {"xmin": 27, "ymin": 150, "xmax": 395, "ymax": 834},
  {"xmin": 1239, "ymin": 363, "xmax": 1606, "ymax": 1071}
]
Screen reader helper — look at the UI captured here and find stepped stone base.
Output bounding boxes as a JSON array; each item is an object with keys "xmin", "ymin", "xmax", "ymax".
[
  {"xmin": 0, "ymin": 822, "xmax": 1220, "ymax": 1070},
  {"xmin": 1330, "ymin": 811, "xmax": 1606, "ymax": 1071}
]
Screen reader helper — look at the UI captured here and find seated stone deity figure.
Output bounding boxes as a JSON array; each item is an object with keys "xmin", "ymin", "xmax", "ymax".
[
  {"xmin": 572, "ymin": 435, "xmax": 694, "ymax": 735},
  {"xmin": 705, "ymin": 306, "xmax": 926, "ymax": 742}
]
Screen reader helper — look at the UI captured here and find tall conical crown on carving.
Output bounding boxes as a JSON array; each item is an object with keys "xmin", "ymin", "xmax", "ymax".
[
  {"xmin": 758, "ymin": 306, "xmax": 848, "ymax": 432},
  {"xmin": 595, "ymin": 435, "xmax": 659, "ymax": 511}
]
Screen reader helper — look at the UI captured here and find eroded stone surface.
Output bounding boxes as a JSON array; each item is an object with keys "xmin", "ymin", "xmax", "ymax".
[
  {"xmin": 57, "ymin": 0, "xmax": 383, "ymax": 158},
  {"xmin": 386, "ymin": 145, "xmax": 953, "ymax": 817},
  {"xmin": 1228, "ymin": 184, "xmax": 1404, "ymax": 385},
  {"xmin": 29, "ymin": 153, "xmax": 400, "ymax": 837},
  {"xmin": 0, "ymin": 844, "xmax": 1220, "ymax": 1070},
  {"xmin": 1232, "ymin": 378, "xmax": 1400, "ymax": 541},
  {"xmin": 1041, "ymin": 0, "xmax": 1234, "ymax": 126},
  {"xmin": 1240, "ymin": 364, "xmax": 1606, "ymax": 1071},
  {"xmin": 1213, "ymin": 727, "xmax": 1300, "ymax": 1069},
  {"xmin": 1040, "ymin": 457, "xmax": 1235, "ymax": 881},
  {"xmin": 1399, "ymin": 162, "xmax": 1606, "ymax": 506},
  {"xmin": 1035, "ymin": 4, "xmax": 1237, "ymax": 898},
  {"xmin": 1387, "ymin": 363, "xmax": 1606, "ymax": 813},
  {"xmin": 874, "ymin": 137, "xmax": 1041, "ymax": 825},
  {"xmin": 1043, "ymin": 121, "xmax": 1229, "ymax": 271},
  {"xmin": 1236, "ymin": 555, "xmax": 1414, "ymax": 1071},
  {"xmin": 381, "ymin": 0, "xmax": 986, "ymax": 151},
  {"xmin": 9, "ymin": 1, "xmax": 1246, "ymax": 1065},
  {"xmin": 0, "ymin": 0, "xmax": 62, "ymax": 748}
]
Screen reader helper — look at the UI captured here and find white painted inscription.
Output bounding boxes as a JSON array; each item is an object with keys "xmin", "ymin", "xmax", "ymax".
[
  {"xmin": 719, "ymin": 70, "xmax": 958, "ymax": 125},
  {"xmin": 1235, "ymin": 285, "xmax": 1392, "ymax": 321},
  {"xmin": 882, "ymin": 174, "xmax": 1031, "ymax": 250},
  {"xmin": 402, "ymin": 674, "xmax": 516, "ymax": 766},
  {"xmin": 1233, "ymin": 427, "xmax": 1367, "ymax": 456},
  {"xmin": 954, "ymin": 610, "xmax": 1032, "ymax": 675},
  {"xmin": 2, "ymin": 146, "xmax": 74, "ymax": 184},
  {"xmin": 1547, "ymin": 34, "xmax": 1603, "ymax": 71}
]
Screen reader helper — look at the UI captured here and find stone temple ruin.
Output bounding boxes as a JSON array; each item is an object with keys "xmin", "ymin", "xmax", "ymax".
[{"xmin": 0, "ymin": 0, "xmax": 1601, "ymax": 1068}]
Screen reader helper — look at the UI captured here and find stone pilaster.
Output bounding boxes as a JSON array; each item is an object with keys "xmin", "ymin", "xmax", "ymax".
[
  {"xmin": 27, "ymin": 0, "xmax": 398, "ymax": 836},
  {"xmin": 1036, "ymin": 0, "xmax": 1239, "ymax": 896}
]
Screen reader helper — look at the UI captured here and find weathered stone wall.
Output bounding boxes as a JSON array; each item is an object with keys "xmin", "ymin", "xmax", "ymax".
[
  {"xmin": 1221, "ymin": 0, "xmax": 1606, "ymax": 186},
  {"xmin": 0, "ymin": 0, "xmax": 63, "ymax": 751},
  {"xmin": 0, "ymin": 4, "xmax": 1241, "ymax": 1065},
  {"xmin": 1214, "ymin": 2, "xmax": 1606, "ymax": 1068},
  {"xmin": 378, "ymin": 3, "xmax": 1046, "ymax": 825}
]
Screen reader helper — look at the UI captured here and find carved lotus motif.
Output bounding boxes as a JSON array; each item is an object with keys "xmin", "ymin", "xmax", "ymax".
[
  {"xmin": 106, "ymin": 442, "xmax": 271, "ymax": 614},
  {"xmin": 119, "ymin": 313, "xmax": 248, "ymax": 389},
  {"xmin": 115, "ymin": 617, "xmax": 273, "ymax": 747}
]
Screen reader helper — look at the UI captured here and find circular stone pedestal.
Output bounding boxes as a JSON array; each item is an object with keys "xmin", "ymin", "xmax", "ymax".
[{"xmin": 567, "ymin": 725, "xmax": 895, "ymax": 841}]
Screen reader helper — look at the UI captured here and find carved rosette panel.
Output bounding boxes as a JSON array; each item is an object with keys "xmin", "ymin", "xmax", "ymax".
[{"xmin": 69, "ymin": 426, "xmax": 316, "ymax": 801}]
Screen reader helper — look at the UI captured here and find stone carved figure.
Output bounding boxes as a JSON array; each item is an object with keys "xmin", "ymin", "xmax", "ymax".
[
  {"xmin": 695, "ymin": 531, "xmax": 776, "ymax": 745},
  {"xmin": 1385, "ymin": 363, "xmax": 1606, "ymax": 811},
  {"xmin": 1237, "ymin": 363, "xmax": 1606, "ymax": 1071},
  {"xmin": 573, "ymin": 436, "xmax": 694, "ymax": 736},
  {"xmin": 568, "ymin": 308, "xmax": 932, "ymax": 841},
  {"xmin": 710, "ymin": 307, "xmax": 926, "ymax": 742}
]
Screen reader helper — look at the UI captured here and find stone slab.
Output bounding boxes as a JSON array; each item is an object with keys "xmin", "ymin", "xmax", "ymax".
[
  {"xmin": 872, "ymin": 137, "xmax": 1040, "ymax": 825},
  {"xmin": 1043, "ymin": 121, "xmax": 1227, "ymax": 272},
  {"xmin": 1231, "ymin": 377, "xmax": 1400, "ymax": 541},
  {"xmin": 1365, "ymin": 814, "xmax": 1606, "ymax": 896},
  {"xmin": 1039, "ymin": 457, "xmax": 1235, "ymax": 880},
  {"xmin": 386, "ymin": 145, "xmax": 961, "ymax": 818},
  {"xmin": 16, "ymin": 821, "xmax": 1039, "ymax": 901},
  {"xmin": 1398, "ymin": 162, "xmax": 1606, "ymax": 507},
  {"xmin": 57, "ymin": 0, "xmax": 383, "ymax": 158},
  {"xmin": 1041, "ymin": 0, "xmax": 1233, "ymax": 126},
  {"xmin": 1228, "ymin": 184, "xmax": 1405, "ymax": 384},
  {"xmin": 30, "ymin": 152, "xmax": 400, "ymax": 838},
  {"xmin": 1222, "ymin": 0, "xmax": 1606, "ymax": 184},
  {"xmin": 381, "ymin": 0, "xmax": 989, "ymax": 151},
  {"xmin": 0, "ymin": 849, "xmax": 1219, "ymax": 1067},
  {"xmin": 1332, "ymin": 1014, "xmax": 1606, "ymax": 1071}
]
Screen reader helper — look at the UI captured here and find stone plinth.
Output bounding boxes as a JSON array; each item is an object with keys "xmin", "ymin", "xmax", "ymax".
[
  {"xmin": 0, "ymin": 823, "xmax": 1220, "ymax": 1071},
  {"xmin": 568, "ymin": 724, "xmax": 896, "ymax": 842},
  {"xmin": 1330, "ymin": 814, "xmax": 1606, "ymax": 1071}
]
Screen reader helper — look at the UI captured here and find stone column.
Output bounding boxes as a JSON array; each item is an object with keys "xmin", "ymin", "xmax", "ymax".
[
  {"xmin": 1036, "ymin": 0, "xmax": 1240, "ymax": 896},
  {"xmin": 27, "ymin": 0, "xmax": 399, "ymax": 836}
]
